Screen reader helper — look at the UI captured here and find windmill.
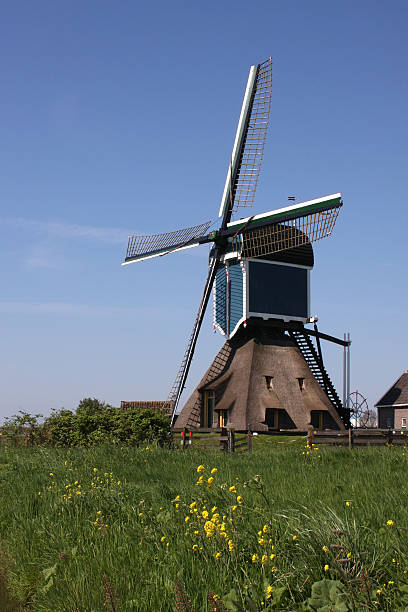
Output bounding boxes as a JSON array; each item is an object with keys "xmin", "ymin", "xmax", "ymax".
[{"xmin": 123, "ymin": 58, "xmax": 351, "ymax": 431}]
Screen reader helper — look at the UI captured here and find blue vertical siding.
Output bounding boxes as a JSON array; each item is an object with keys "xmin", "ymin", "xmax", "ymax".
[
  {"xmin": 215, "ymin": 265, "xmax": 227, "ymax": 335},
  {"xmin": 229, "ymin": 262, "xmax": 244, "ymax": 331}
]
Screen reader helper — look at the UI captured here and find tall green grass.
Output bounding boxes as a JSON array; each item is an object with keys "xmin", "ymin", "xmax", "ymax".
[{"xmin": 0, "ymin": 441, "xmax": 407, "ymax": 610}]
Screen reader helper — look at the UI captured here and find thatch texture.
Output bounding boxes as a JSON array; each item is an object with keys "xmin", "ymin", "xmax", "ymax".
[{"xmin": 176, "ymin": 322, "xmax": 344, "ymax": 431}]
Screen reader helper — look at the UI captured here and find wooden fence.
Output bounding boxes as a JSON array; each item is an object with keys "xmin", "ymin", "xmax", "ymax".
[
  {"xmin": 172, "ymin": 428, "xmax": 252, "ymax": 453},
  {"xmin": 311, "ymin": 429, "xmax": 408, "ymax": 447}
]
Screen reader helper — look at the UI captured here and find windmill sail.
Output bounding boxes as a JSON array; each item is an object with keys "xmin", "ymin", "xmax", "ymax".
[
  {"xmin": 227, "ymin": 194, "xmax": 342, "ymax": 258},
  {"xmin": 123, "ymin": 220, "xmax": 212, "ymax": 264},
  {"xmin": 166, "ymin": 256, "xmax": 219, "ymax": 425},
  {"xmin": 219, "ymin": 57, "xmax": 273, "ymax": 218}
]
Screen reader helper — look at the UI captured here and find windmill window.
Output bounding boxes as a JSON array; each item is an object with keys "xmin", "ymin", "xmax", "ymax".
[
  {"xmin": 265, "ymin": 376, "xmax": 274, "ymax": 391},
  {"xmin": 297, "ymin": 377, "xmax": 305, "ymax": 391},
  {"xmin": 218, "ymin": 410, "xmax": 228, "ymax": 428},
  {"xmin": 201, "ymin": 390, "xmax": 215, "ymax": 428},
  {"xmin": 402, "ymin": 417, "xmax": 407, "ymax": 429}
]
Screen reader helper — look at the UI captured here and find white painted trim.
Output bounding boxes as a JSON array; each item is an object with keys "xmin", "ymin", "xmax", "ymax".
[
  {"xmin": 243, "ymin": 260, "xmax": 248, "ymax": 323},
  {"xmin": 377, "ymin": 404, "xmax": 408, "ymax": 408},
  {"xmin": 248, "ymin": 312, "xmax": 309, "ymax": 323},
  {"xmin": 223, "ymin": 251, "xmax": 241, "ymax": 262},
  {"xmin": 226, "ymin": 193, "xmax": 342, "ymax": 228},
  {"xmin": 121, "ymin": 241, "xmax": 199, "ymax": 265},
  {"xmin": 213, "ymin": 268, "xmax": 217, "ymax": 330},
  {"xmin": 229, "ymin": 315, "xmax": 246, "ymax": 339},
  {"xmin": 218, "ymin": 66, "xmax": 258, "ymax": 218},
  {"xmin": 246, "ymin": 257, "xmax": 312, "ymax": 270},
  {"xmin": 307, "ymin": 269, "xmax": 311, "ymax": 318}
]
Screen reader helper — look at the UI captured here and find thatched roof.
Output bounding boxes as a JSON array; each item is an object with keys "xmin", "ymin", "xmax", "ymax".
[
  {"xmin": 375, "ymin": 371, "xmax": 408, "ymax": 407},
  {"xmin": 176, "ymin": 322, "xmax": 345, "ymax": 431}
]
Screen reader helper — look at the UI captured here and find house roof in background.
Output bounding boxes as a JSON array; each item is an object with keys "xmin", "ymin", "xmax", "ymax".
[{"xmin": 375, "ymin": 371, "xmax": 408, "ymax": 407}]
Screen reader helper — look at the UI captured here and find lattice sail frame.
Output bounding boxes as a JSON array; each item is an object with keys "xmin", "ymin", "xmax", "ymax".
[
  {"xmin": 124, "ymin": 220, "xmax": 211, "ymax": 262},
  {"xmin": 232, "ymin": 58, "xmax": 273, "ymax": 212},
  {"xmin": 234, "ymin": 207, "xmax": 341, "ymax": 259}
]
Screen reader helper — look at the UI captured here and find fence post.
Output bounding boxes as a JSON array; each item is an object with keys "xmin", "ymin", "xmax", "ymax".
[
  {"xmin": 181, "ymin": 428, "xmax": 186, "ymax": 450},
  {"xmin": 247, "ymin": 431, "xmax": 252, "ymax": 454},
  {"xmin": 220, "ymin": 427, "xmax": 227, "ymax": 452},
  {"xmin": 348, "ymin": 427, "xmax": 353, "ymax": 449},
  {"xmin": 307, "ymin": 424, "xmax": 314, "ymax": 448},
  {"xmin": 227, "ymin": 428, "xmax": 235, "ymax": 453},
  {"xmin": 189, "ymin": 429, "xmax": 193, "ymax": 447}
]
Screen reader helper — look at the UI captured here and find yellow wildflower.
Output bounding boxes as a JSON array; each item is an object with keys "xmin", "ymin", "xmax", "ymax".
[
  {"xmin": 192, "ymin": 544, "xmax": 198, "ymax": 551},
  {"xmin": 347, "ymin": 552, "xmax": 351, "ymax": 559},
  {"xmin": 252, "ymin": 554, "xmax": 259, "ymax": 563},
  {"xmin": 208, "ymin": 477, "xmax": 214, "ymax": 484},
  {"xmin": 345, "ymin": 501, "xmax": 351, "ymax": 507},
  {"xmin": 204, "ymin": 521, "xmax": 215, "ymax": 537},
  {"xmin": 215, "ymin": 552, "xmax": 222, "ymax": 560},
  {"xmin": 96, "ymin": 510, "xmax": 102, "ymax": 516},
  {"xmin": 324, "ymin": 565, "xmax": 329, "ymax": 572},
  {"xmin": 258, "ymin": 537, "xmax": 265, "ymax": 546},
  {"xmin": 190, "ymin": 501, "xmax": 197, "ymax": 509},
  {"xmin": 236, "ymin": 495, "xmax": 243, "ymax": 504},
  {"xmin": 194, "ymin": 530, "xmax": 199, "ymax": 535},
  {"xmin": 386, "ymin": 520, "xmax": 394, "ymax": 526},
  {"xmin": 266, "ymin": 585, "xmax": 273, "ymax": 599},
  {"xmin": 49, "ymin": 473, "xmax": 54, "ymax": 477},
  {"xmin": 228, "ymin": 540, "xmax": 234, "ymax": 551},
  {"xmin": 376, "ymin": 589, "xmax": 382, "ymax": 595},
  {"xmin": 76, "ymin": 491, "xmax": 81, "ymax": 496},
  {"xmin": 263, "ymin": 525, "xmax": 268, "ymax": 533},
  {"xmin": 292, "ymin": 535, "xmax": 298, "ymax": 541},
  {"xmin": 322, "ymin": 546, "xmax": 329, "ymax": 552},
  {"xmin": 261, "ymin": 554, "xmax": 268, "ymax": 565},
  {"xmin": 211, "ymin": 506, "xmax": 217, "ymax": 513},
  {"xmin": 196, "ymin": 476, "xmax": 204, "ymax": 485},
  {"xmin": 160, "ymin": 536, "xmax": 166, "ymax": 542},
  {"xmin": 228, "ymin": 485, "xmax": 236, "ymax": 493},
  {"xmin": 185, "ymin": 516, "xmax": 190, "ymax": 523},
  {"xmin": 197, "ymin": 465, "xmax": 205, "ymax": 473},
  {"xmin": 175, "ymin": 495, "xmax": 180, "ymax": 501},
  {"xmin": 93, "ymin": 467, "xmax": 97, "ymax": 473},
  {"xmin": 388, "ymin": 580, "xmax": 395, "ymax": 585},
  {"xmin": 211, "ymin": 468, "xmax": 218, "ymax": 474},
  {"xmin": 138, "ymin": 512, "xmax": 143, "ymax": 517},
  {"xmin": 202, "ymin": 510, "xmax": 209, "ymax": 519},
  {"xmin": 232, "ymin": 505, "xmax": 238, "ymax": 511},
  {"xmin": 269, "ymin": 553, "xmax": 276, "ymax": 561}
]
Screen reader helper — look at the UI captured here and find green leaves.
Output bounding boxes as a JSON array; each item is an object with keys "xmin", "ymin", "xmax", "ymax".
[
  {"xmin": 303, "ymin": 580, "xmax": 350, "ymax": 612},
  {"xmin": 41, "ymin": 563, "xmax": 57, "ymax": 594}
]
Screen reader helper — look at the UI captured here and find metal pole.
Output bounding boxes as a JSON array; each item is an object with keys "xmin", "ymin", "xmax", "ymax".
[
  {"xmin": 343, "ymin": 333, "xmax": 347, "ymax": 412},
  {"xmin": 346, "ymin": 333, "xmax": 351, "ymax": 421}
]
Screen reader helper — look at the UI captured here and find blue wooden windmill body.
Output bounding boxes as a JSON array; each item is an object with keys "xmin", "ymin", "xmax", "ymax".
[{"xmin": 214, "ymin": 255, "xmax": 312, "ymax": 338}]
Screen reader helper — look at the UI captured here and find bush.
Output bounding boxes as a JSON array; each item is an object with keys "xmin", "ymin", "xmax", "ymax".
[{"xmin": 1, "ymin": 399, "xmax": 171, "ymax": 448}]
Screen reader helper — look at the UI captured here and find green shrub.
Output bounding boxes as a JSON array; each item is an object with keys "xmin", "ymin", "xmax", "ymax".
[{"xmin": 1, "ymin": 399, "xmax": 171, "ymax": 448}]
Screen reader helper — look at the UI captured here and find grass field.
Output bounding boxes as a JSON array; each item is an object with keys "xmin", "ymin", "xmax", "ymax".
[{"xmin": 0, "ymin": 439, "xmax": 407, "ymax": 611}]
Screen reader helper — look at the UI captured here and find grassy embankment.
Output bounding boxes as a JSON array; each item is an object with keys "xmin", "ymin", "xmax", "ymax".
[{"xmin": 0, "ymin": 439, "xmax": 407, "ymax": 611}]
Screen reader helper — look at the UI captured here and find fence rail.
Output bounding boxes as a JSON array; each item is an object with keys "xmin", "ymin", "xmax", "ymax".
[
  {"xmin": 311, "ymin": 429, "xmax": 408, "ymax": 447},
  {"xmin": 172, "ymin": 428, "xmax": 252, "ymax": 453}
]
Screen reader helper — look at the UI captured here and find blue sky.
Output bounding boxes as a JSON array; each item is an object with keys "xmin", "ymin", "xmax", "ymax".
[{"xmin": 1, "ymin": 0, "xmax": 407, "ymax": 420}]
